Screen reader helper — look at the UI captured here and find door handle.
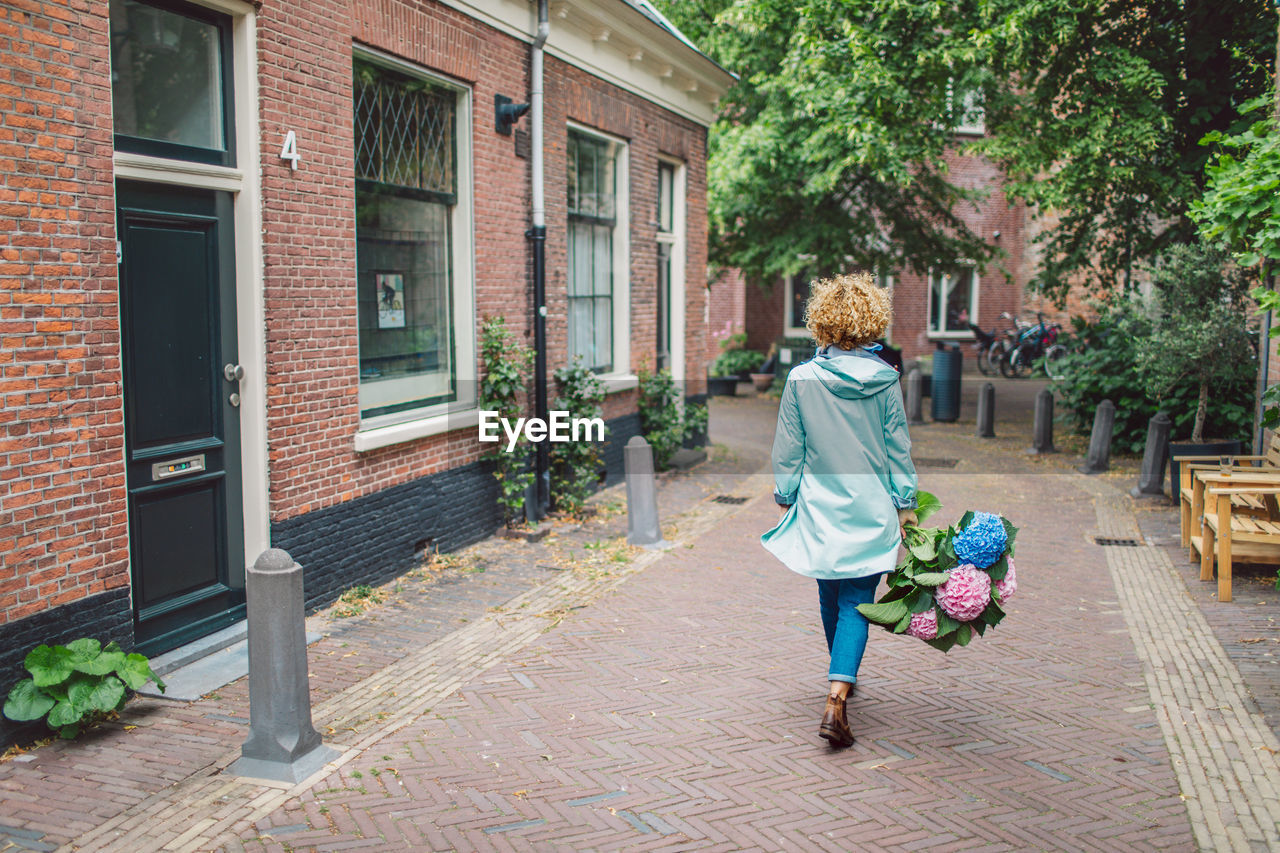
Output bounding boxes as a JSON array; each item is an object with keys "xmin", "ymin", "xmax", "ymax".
[{"xmin": 223, "ymin": 363, "xmax": 245, "ymax": 382}]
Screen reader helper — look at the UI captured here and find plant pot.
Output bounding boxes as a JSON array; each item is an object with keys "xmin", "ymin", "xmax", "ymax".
[
  {"xmin": 707, "ymin": 375, "xmax": 738, "ymax": 397},
  {"xmin": 749, "ymin": 372, "xmax": 775, "ymax": 392},
  {"xmin": 1168, "ymin": 439, "xmax": 1244, "ymax": 495}
]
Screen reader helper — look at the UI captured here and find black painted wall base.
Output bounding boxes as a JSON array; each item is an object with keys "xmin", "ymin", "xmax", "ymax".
[
  {"xmin": 0, "ymin": 586, "xmax": 133, "ymax": 746},
  {"xmin": 272, "ymin": 459, "xmax": 504, "ymax": 614}
]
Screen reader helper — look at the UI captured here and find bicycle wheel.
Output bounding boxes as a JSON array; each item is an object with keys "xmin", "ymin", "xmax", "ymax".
[
  {"xmin": 1042, "ymin": 344, "xmax": 1068, "ymax": 380},
  {"xmin": 1007, "ymin": 343, "xmax": 1033, "ymax": 378},
  {"xmin": 997, "ymin": 342, "xmax": 1018, "ymax": 378},
  {"xmin": 977, "ymin": 343, "xmax": 996, "ymax": 376}
]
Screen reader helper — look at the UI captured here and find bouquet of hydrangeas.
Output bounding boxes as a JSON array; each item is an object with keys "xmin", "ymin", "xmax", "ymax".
[{"xmin": 857, "ymin": 491, "xmax": 1018, "ymax": 652}]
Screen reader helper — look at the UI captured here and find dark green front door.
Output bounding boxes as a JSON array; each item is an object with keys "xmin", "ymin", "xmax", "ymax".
[{"xmin": 117, "ymin": 181, "xmax": 245, "ymax": 655}]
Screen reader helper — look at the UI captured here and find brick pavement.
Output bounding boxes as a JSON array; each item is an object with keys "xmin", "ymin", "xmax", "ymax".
[{"xmin": 0, "ymin": 382, "xmax": 1276, "ymax": 850}]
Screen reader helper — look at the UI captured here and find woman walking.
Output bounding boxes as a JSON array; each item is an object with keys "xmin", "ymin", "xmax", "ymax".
[{"xmin": 761, "ymin": 272, "xmax": 917, "ymax": 747}]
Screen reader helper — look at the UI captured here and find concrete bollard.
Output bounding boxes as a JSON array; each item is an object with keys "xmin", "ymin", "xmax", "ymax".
[
  {"xmin": 1132, "ymin": 411, "xmax": 1172, "ymax": 498},
  {"xmin": 905, "ymin": 368, "xmax": 924, "ymax": 425},
  {"xmin": 1080, "ymin": 399, "xmax": 1117, "ymax": 475},
  {"xmin": 1029, "ymin": 388, "xmax": 1056, "ymax": 454},
  {"xmin": 229, "ymin": 549, "xmax": 338, "ymax": 783},
  {"xmin": 976, "ymin": 382, "xmax": 996, "ymax": 438},
  {"xmin": 625, "ymin": 436, "xmax": 668, "ymax": 549}
]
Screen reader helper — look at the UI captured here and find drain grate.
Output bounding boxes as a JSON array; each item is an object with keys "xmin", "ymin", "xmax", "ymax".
[
  {"xmin": 915, "ymin": 457, "xmax": 960, "ymax": 468},
  {"xmin": 1095, "ymin": 536, "xmax": 1143, "ymax": 547},
  {"xmin": 711, "ymin": 495, "xmax": 750, "ymax": 505}
]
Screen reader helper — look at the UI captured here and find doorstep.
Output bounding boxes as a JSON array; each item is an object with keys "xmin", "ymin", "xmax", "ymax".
[{"xmin": 138, "ymin": 621, "xmax": 320, "ymax": 702}]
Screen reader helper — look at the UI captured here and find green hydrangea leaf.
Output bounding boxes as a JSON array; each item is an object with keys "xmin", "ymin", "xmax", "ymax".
[
  {"xmin": 924, "ymin": 634, "xmax": 958, "ymax": 652},
  {"xmin": 856, "ymin": 599, "xmax": 910, "ymax": 626},
  {"xmin": 58, "ymin": 723, "xmax": 80, "ymax": 739},
  {"xmin": 1001, "ymin": 517, "xmax": 1018, "ymax": 557},
  {"xmin": 909, "ymin": 538, "xmax": 937, "ymax": 562},
  {"xmin": 25, "ymin": 645, "xmax": 75, "ymax": 688},
  {"xmin": 3, "ymin": 678, "xmax": 55, "ymax": 722},
  {"xmin": 986, "ymin": 556, "xmax": 1009, "ymax": 582},
  {"xmin": 955, "ymin": 623, "xmax": 973, "ymax": 647},
  {"xmin": 958, "ymin": 510, "xmax": 976, "ymax": 531},
  {"xmin": 914, "ymin": 490, "xmax": 942, "ymax": 524},
  {"xmin": 912, "ymin": 572, "xmax": 951, "ymax": 587},
  {"xmin": 907, "ymin": 588, "xmax": 935, "ymax": 613},
  {"xmin": 936, "ymin": 611, "xmax": 959, "ymax": 638},
  {"xmin": 892, "ymin": 612, "xmax": 913, "ymax": 634}
]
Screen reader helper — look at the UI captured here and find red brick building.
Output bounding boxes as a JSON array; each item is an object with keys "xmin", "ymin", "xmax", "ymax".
[
  {"xmin": 713, "ymin": 141, "xmax": 1033, "ymax": 372},
  {"xmin": 0, "ymin": 0, "xmax": 731, "ymax": 706}
]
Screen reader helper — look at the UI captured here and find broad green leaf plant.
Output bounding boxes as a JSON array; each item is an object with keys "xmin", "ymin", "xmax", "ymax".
[{"xmin": 3, "ymin": 639, "xmax": 165, "ymax": 739}]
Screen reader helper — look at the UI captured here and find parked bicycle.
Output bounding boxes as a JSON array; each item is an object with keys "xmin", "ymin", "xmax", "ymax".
[
  {"xmin": 1001, "ymin": 313, "xmax": 1067, "ymax": 379},
  {"xmin": 985, "ymin": 312, "xmax": 1027, "ymax": 377}
]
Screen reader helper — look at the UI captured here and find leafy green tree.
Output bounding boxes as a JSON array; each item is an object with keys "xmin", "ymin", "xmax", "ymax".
[
  {"xmin": 1134, "ymin": 244, "xmax": 1257, "ymax": 442},
  {"xmin": 657, "ymin": 0, "xmax": 1275, "ymax": 301}
]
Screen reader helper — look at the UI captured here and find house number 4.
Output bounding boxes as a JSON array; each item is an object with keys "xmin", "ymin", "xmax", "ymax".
[{"xmin": 280, "ymin": 130, "xmax": 300, "ymax": 170}]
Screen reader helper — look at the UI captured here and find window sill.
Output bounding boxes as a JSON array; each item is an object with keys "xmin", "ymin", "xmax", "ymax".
[
  {"xmin": 926, "ymin": 331, "xmax": 976, "ymax": 340},
  {"xmin": 599, "ymin": 373, "xmax": 639, "ymax": 394},
  {"xmin": 354, "ymin": 408, "xmax": 480, "ymax": 452}
]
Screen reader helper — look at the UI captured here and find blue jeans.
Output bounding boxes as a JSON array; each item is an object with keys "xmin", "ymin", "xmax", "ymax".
[{"xmin": 817, "ymin": 574, "xmax": 883, "ymax": 683}]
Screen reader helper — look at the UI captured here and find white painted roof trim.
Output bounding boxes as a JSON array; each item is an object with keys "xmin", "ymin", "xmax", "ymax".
[{"xmin": 432, "ymin": 0, "xmax": 734, "ymax": 126}]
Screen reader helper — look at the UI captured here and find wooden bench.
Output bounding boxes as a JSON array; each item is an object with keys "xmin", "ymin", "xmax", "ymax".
[
  {"xmin": 1178, "ymin": 434, "xmax": 1280, "ymax": 548},
  {"xmin": 1191, "ymin": 484, "xmax": 1280, "ymax": 603}
]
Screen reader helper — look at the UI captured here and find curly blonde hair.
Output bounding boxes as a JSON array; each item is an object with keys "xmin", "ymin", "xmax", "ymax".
[{"xmin": 804, "ymin": 272, "xmax": 892, "ymax": 349}]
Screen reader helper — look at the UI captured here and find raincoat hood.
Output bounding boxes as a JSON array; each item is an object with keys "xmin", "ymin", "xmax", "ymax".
[{"xmin": 810, "ymin": 349, "xmax": 901, "ymax": 399}]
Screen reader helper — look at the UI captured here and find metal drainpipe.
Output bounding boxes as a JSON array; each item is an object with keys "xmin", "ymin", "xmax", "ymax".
[{"xmin": 528, "ymin": 0, "xmax": 550, "ymax": 520}]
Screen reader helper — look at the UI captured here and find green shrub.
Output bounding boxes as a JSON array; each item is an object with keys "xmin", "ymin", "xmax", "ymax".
[
  {"xmin": 1050, "ymin": 299, "xmax": 1254, "ymax": 453},
  {"xmin": 3, "ymin": 639, "xmax": 165, "ymax": 739},
  {"xmin": 479, "ymin": 316, "xmax": 534, "ymax": 527},
  {"xmin": 550, "ymin": 359, "xmax": 606, "ymax": 515},
  {"xmin": 637, "ymin": 367, "xmax": 707, "ymax": 470},
  {"xmin": 710, "ymin": 331, "xmax": 764, "ymax": 377}
]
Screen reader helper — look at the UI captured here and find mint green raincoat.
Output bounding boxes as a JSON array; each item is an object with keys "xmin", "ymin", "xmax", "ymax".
[{"xmin": 761, "ymin": 347, "xmax": 917, "ymax": 580}]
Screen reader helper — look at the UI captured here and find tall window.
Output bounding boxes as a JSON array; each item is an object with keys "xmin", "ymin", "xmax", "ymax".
[
  {"xmin": 928, "ymin": 268, "xmax": 978, "ymax": 336},
  {"xmin": 354, "ymin": 57, "xmax": 458, "ymax": 418},
  {"xmin": 568, "ymin": 130, "xmax": 622, "ymax": 372},
  {"xmin": 109, "ymin": 0, "xmax": 234, "ymax": 165},
  {"xmin": 656, "ymin": 162, "xmax": 675, "ymax": 371}
]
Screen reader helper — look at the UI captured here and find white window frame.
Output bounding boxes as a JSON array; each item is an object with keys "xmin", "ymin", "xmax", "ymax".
[
  {"xmin": 927, "ymin": 267, "xmax": 980, "ymax": 339},
  {"xmin": 111, "ymin": 0, "xmax": 269, "ymax": 569},
  {"xmin": 947, "ymin": 78, "xmax": 986, "ymax": 136},
  {"xmin": 352, "ymin": 47, "xmax": 477, "ymax": 449},
  {"xmin": 656, "ymin": 155, "xmax": 686, "ymax": 383},
  {"xmin": 783, "ymin": 270, "xmax": 813, "ymax": 338},
  {"xmin": 567, "ymin": 120, "xmax": 632, "ymax": 391}
]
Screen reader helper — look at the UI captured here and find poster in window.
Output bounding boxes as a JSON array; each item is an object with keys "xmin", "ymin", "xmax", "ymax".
[{"xmin": 376, "ymin": 273, "xmax": 405, "ymax": 329}]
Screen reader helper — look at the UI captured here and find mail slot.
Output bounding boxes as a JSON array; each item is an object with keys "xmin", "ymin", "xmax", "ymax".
[{"xmin": 151, "ymin": 454, "xmax": 206, "ymax": 482}]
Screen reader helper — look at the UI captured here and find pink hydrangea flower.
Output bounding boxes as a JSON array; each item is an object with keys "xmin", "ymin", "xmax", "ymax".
[
  {"xmin": 995, "ymin": 557, "xmax": 1017, "ymax": 603},
  {"xmin": 936, "ymin": 564, "xmax": 992, "ymax": 622},
  {"xmin": 906, "ymin": 608, "xmax": 938, "ymax": 640}
]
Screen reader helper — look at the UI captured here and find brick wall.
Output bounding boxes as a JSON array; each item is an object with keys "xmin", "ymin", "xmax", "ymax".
[
  {"xmin": 0, "ymin": 2, "xmax": 128, "ymax": 630},
  {"xmin": 706, "ymin": 267, "xmax": 745, "ymax": 369},
  {"xmin": 737, "ymin": 148, "xmax": 1031, "ymax": 364}
]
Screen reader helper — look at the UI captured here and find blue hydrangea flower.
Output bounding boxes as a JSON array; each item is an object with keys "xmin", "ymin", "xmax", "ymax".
[{"xmin": 952, "ymin": 512, "xmax": 1007, "ymax": 568}]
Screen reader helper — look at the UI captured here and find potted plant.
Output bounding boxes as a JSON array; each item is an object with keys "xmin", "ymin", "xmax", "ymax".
[
  {"xmin": 708, "ymin": 331, "xmax": 764, "ymax": 396},
  {"xmin": 1134, "ymin": 243, "xmax": 1256, "ymax": 489}
]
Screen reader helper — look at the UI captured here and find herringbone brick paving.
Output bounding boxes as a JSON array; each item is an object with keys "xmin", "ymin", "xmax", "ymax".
[
  {"xmin": 206, "ymin": 462, "xmax": 1195, "ymax": 851},
  {"xmin": 0, "ymin": 384, "xmax": 1277, "ymax": 851}
]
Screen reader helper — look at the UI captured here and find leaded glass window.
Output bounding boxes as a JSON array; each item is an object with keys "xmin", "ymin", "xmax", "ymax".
[
  {"xmin": 568, "ymin": 131, "xmax": 621, "ymax": 372},
  {"xmin": 354, "ymin": 58, "xmax": 459, "ymax": 418}
]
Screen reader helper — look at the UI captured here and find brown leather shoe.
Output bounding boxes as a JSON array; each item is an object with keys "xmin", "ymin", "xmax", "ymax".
[{"xmin": 818, "ymin": 694, "xmax": 855, "ymax": 747}]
